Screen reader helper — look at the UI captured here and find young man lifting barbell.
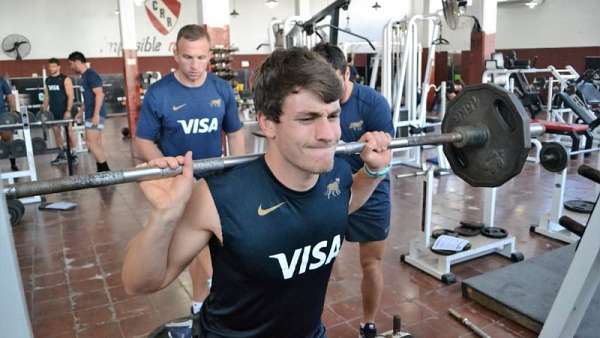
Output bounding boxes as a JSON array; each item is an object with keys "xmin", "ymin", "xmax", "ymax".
[{"xmin": 122, "ymin": 47, "xmax": 392, "ymax": 337}]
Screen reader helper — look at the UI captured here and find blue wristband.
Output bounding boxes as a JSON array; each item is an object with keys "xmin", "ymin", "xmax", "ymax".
[{"xmin": 362, "ymin": 164, "xmax": 391, "ymax": 178}]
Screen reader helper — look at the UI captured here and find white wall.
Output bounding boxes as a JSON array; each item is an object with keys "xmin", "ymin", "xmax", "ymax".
[
  {"xmin": 0, "ymin": 0, "xmax": 200, "ymax": 60},
  {"xmin": 426, "ymin": 0, "xmax": 600, "ymax": 53},
  {"xmin": 496, "ymin": 0, "xmax": 600, "ymax": 49},
  {"xmin": 228, "ymin": 0, "xmax": 296, "ymax": 53}
]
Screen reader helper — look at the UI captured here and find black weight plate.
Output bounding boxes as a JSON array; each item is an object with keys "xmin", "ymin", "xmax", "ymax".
[
  {"xmin": 8, "ymin": 205, "xmax": 20, "ymax": 226},
  {"xmin": 432, "ymin": 228, "xmax": 458, "ymax": 239},
  {"xmin": 7, "ymin": 199, "xmax": 23, "ymax": 226},
  {"xmin": 459, "ymin": 220, "xmax": 485, "ymax": 230},
  {"xmin": 480, "ymin": 226, "xmax": 508, "ymax": 239},
  {"xmin": 0, "ymin": 140, "xmax": 10, "ymax": 159},
  {"xmin": 32, "ymin": 137, "xmax": 47, "ymax": 154},
  {"xmin": 540, "ymin": 142, "xmax": 568, "ymax": 173},
  {"xmin": 36, "ymin": 110, "xmax": 51, "ymax": 123},
  {"xmin": 17, "ymin": 112, "xmax": 36, "ymax": 123},
  {"xmin": 564, "ymin": 200, "xmax": 594, "ymax": 214},
  {"xmin": 442, "ymin": 84, "xmax": 530, "ymax": 187},
  {"xmin": 27, "ymin": 112, "xmax": 36, "ymax": 123},
  {"xmin": 454, "ymin": 225, "xmax": 481, "ymax": 237},
  {"xmin": 9, "ymin": 139, "xmax": 27, "ymax": 157},
  {"xmin": 0, "ymin": 111, "xmax": 19, "ymax": 125},
  {"xmin": 14, "ymin": 199, "xmax": 25, "ymax": 216},
  {"xmin": 431, "ymin": 242, "xmax": 472, "ymax": 256}
]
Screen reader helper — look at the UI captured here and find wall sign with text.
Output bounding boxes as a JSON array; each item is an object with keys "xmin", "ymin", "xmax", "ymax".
[{"xmin": 145, "ymin": 0, "xmax": 181, "ymax": 35}]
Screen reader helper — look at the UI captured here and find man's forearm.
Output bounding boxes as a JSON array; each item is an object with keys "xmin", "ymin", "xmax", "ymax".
[
  {"xmin": 42, "ymin": 89, "xmax": 49, "ymax": 111},
  {"xmin": 65, "ymin": 95, "xmax": 73, "ymax": 115},
  {"xmin": 349, "ymin": 169, "xmax": 384, "ymax": 214},
  {"xmin": 93, "ymin": 93, "xmax": 104, "ymax": 117},
  {"xmin": 227, "ymin": 130, "xmax": 246, "ymax": 156},
  {"xmin": 122, "ymin": 211, "xmax": 177, "ymax": 294},
  {"xmin": 7, "ymin": 95, "xmax": 16, "ymax": 112},
  {"xmin": 134, "ymin": 137, "xmax": 164, "ymax": 161}
]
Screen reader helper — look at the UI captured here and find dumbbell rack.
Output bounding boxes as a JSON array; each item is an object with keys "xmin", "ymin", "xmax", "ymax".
[
  {"xmin": 210, "ymin": 46, "xmax": 238, "ymax": 82},
  {"xmin": 401, "ymin": 169, "xmax": 522, "ymax": 284},
  {"xmin": 531, "ymin": 147, "xmax": 600, "ymax": 243}
]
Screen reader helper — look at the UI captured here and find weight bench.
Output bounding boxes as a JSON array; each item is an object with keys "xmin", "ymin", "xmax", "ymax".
[
  {"xmin": 559, "ymin": 91, "xmax": 600, "ymax": 130},
  {"xmin": 532, "ymin": 119, "xmax": 593, "ymax": 159}
]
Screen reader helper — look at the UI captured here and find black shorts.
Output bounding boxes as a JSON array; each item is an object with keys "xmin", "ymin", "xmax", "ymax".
[{"xmin": 49, "ymin": 109, "xmax": 69, "ymax": 121}]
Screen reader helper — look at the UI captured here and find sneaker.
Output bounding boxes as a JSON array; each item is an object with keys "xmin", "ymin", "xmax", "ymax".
[
  {"xmin": 359, "ymin": 322, "xmax": 377, "ymax": 338},
  {"xmin": 51, "ymin": 151, "xmax": 67, "ymax": 165},
  {"xmin": 164, "ymin": 318, "xmax": 192, "ymax": 338}
]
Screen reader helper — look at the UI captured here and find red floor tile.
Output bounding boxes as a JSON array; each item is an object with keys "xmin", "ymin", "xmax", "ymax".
[
  {"xmin": 33, "ymin": 283, "xmax": 70, "ymax": 303},
  {"xmin": 67, "ymin": 265, "xmax": 102, "ymax": 283},
  {"xmin": 69, "ymin": 278, "xmax": 105, "ymax": 294},
  {"xmin": 78, "ymin": 321, "xmax": 123, "ymax": 338},
  {"xmin": 74, "ymin": 304, "xmax": 115, "ymax": 326},
  {"xmin": 113, "ymin": 296, "xmax": 154, "ymax": 319},
  {"xmin": 326, "ymin": 322, "xmax": 358, "ymax": 338},
  {"xmin": 33, "ymin": 296, "xmax": 72, "ymax": 319},
  {"xmin": 71, "ymin": 289, "xmax": 111, "ymax": 311}
]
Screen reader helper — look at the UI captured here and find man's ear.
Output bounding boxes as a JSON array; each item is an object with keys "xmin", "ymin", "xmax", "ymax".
[
  {"xmin": 343, "ymin": 66, "xmax": 351, "ymax": 82},
  {"xmin": 258, "ymin": 112, "xmax": 276, "ymax": 139}
]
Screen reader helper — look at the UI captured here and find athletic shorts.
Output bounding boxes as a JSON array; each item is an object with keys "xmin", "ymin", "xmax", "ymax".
[
  {"xmin": 49, "ymin": 109, "xmax": 69, "ymax": 121},
  {"xmin": 84, "ymin": 117, "xmax": 105, "ymax": 130},
  {"xmin": 346, "ymin": 190, "xmax": 391, "ymax": 243}
]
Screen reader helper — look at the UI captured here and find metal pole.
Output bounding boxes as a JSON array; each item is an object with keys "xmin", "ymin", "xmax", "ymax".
[
  {"xmin": 423, "ymin": 167, "xmax": 434, "ymax": 248},
  {"xmin": 0, "ymin": 179, "xmax": 33, "ymax": 337},
  {"xmin": 448, "ymin": 308, "xmax": 490, "ymax": 338},
  {"xmin": 65, "ymin": 123, "xmax": 74, "ymax": 176}
]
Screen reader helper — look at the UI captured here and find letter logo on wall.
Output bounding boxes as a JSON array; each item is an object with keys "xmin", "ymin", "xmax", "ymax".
[{"xmin": 145, "ymin": 0, "xmax": 181, "ymax": 35}]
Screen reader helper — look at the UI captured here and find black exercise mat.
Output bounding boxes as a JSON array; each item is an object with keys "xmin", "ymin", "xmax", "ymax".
[{"xmin": 462, "ymin": 244, "xmax": 600, "ymax": 337}]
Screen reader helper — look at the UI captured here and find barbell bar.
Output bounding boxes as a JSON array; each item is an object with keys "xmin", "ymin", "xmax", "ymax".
[{"xmin": 0, "ymin": 119, "xmax": 76, "ymax": 131}]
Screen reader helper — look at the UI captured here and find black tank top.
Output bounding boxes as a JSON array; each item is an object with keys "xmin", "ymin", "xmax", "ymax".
[
  {"xmin": 200, "ymin": 156, "xmax": 352, "ymax": 338},
  {"xmin": 45, "ymin": 74, "xmax": 67, "ymax": 114}
]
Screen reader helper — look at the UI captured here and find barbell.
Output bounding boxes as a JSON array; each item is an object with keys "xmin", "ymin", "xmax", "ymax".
[
  {"xmin": 4, "ymin": 84, "xmax": 545, "ymax": 199},
  {"xmin": 538, "ymin": 142, "xmax": 600, "ymax": 173},
  {"xmin": 0, "ymin": 115, "xmax": 75, "ymax": 131}
]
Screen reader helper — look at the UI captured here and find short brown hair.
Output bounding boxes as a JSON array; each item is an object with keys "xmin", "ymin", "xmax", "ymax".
[
  {"xmin": 176, "ymin": 24, "xmax": 211, "ymax": 45},
  {"xmin": 253, "ymin": 48, "xmax": 343, "ymax": 122},
  {"xmin": 312, "ymin": 43, "xmax": 347, "ymax": 74}
]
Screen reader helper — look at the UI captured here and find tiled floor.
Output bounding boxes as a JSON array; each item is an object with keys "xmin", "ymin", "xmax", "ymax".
[{"xmin": 9, "ymin": 116, "xmax": 597, "ymax": 337}]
